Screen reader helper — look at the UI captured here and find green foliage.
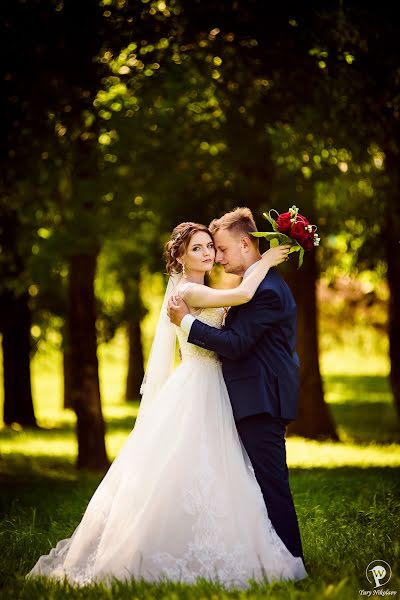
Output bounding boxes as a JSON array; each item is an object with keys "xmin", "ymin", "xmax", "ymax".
[
  {"xmin": 2, "ymin": 0, "xmax": 400, "ymax": 459},
  {"xmin": 3, "ymin": 0, "xmax": 398, "ymax": 321}
]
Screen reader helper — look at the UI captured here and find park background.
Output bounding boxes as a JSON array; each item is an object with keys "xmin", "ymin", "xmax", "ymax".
[{"xmin": 0, "ymin": 0, "xmax": 399, "ymax": 598}]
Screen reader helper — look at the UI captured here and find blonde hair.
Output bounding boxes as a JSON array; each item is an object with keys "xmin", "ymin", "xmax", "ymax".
[
  {"xmin": 164, "ymin": 222, "xmax": 213, "ymax": 275},
  {"xmin": 209, "ymin": 207, "xmax": 258, "ymax": 244}
]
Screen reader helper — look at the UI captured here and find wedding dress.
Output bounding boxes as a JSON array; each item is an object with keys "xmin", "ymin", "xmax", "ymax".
[{"xmin": 28, "ymin": 305, "xmax": 307, "ymax": 589}]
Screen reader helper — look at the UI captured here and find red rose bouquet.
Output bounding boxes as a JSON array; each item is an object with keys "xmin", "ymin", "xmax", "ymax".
[{"xmin": 251, "ymin": 205, "xmax": 320, "ymax": 267}]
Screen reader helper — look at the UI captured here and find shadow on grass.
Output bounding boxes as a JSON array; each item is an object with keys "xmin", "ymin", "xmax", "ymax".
[
  {"xmin": 324, "ymin": 374, "xmax": 399, "ymax": 444},
  {"xmin": 331, "ymin": 401, "xmax": 399, "ymax": 444},
  {"xmin": 1, "ymin": 458, "xmax": 399, "ymax": 599},
  {"xmin": 0, "ymin": 411, "xmax": 138, "ymax": 440},
  {"xmin": 2, "ymin": 452, "xmax": 399, "ymax": 505},
  {"xmin": 324, "ymin": 374, "xmax": 391, "ymax": 398},
  {"xmin": 2, "ymin": 409, "xmax": 397, "ymax": 448}
]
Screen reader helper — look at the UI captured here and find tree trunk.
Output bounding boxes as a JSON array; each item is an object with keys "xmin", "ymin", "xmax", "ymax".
[
  {"xmin": 126, "ymin": 320, "xmax": 145, "ymax": 402},
  {"xmin": 68, "ymin": 252, "xmax": 109, "ymax": 470},
  {"xmin": 122, "ymin": 279, "xmax": 145, "ymax": 402},
  {"xmin": 62, "ymin": 322, "xmax": 73, "ymax": 409},
  {"xmin": 284, "ymin": 250, "xmax": 338, "ymax": 440},
  {"xmin": 0, "ymin": 207, "xmax": 36, "ymax": 427},
  {"xmin": 1, "ymin": 290, "xmax": 37, "ymax": 427},
  {"xmin": 384, "ymin": 150, "xmax": 400, "ymax": 419},
  {"xmin": 386, "ymin": 241, "xmax": 400, "ymax": 418}
]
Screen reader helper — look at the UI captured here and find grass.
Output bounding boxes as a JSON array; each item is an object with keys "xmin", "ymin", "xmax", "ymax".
[{"xmin": 0, "ymin": 335, "xmax": 399, "ymax": 599}]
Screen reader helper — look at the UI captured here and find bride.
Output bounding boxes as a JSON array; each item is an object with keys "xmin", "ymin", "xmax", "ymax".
[{"xmin": 27, "ymin": 222, "xmax": 307, "ymax": 589}]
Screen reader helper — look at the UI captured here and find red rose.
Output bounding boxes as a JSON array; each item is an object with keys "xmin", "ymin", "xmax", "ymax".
[
  {"xmin": 276, "ymin": 212, "xmax": 292, "ymax": 233},
  {"xmin": 296, "ymin": 214, "xmax": 310, "ymax": 228},
  {"xmin": 290, "ymin": 221, "xmax": 308, "ymax": 243},
  {"xmin": 302, "ymin": 236, "xmax": 314, "ymax": 251}
]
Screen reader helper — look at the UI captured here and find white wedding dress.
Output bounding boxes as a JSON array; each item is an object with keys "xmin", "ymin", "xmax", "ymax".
[{"xmin": 28, "ymin": 307, "xmax": 307, "ymax": 589}]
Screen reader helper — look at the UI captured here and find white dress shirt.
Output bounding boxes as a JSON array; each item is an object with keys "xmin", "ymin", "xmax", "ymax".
[{"xmin": 180, "ymin": 260, "xmax": 261, "ymax": 334}]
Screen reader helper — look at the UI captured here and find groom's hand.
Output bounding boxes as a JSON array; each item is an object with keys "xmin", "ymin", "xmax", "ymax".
[{"xmin": 167, "ymin": 295, "xmax": 190, "ymax": 326}]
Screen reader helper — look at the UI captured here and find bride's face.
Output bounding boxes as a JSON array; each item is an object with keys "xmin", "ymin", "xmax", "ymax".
[{"xmin": 180, "ymin": 231, "xmax": 215, "ymax": 273}]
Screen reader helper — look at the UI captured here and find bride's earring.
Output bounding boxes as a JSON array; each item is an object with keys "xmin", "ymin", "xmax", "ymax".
[{"xmin": 182, "ymin": 263, "xmax": 187, "ymax": 278}]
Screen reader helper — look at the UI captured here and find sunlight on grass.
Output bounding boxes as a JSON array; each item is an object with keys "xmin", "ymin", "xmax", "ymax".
[
  {"xmin": 2, "ymin": 399, "xmax": 399, "ymax": 472},
  {"xmin": 1, "ymin": 327, "xmax": 399, "ymax": 471},
  {"xmin": 2, "ymin": 425, "xmax": 398, "ymax": 469},
  {"xmin": 1, "ymin": 328, "xmax": 399, "ymax": 600},
  {"xmin": 287, "ymin": 438, "xmax": 400, "ymax": 468},
  {"xmin": 320, "ymin": 346, "xmax": 389, "ymax": 376}
]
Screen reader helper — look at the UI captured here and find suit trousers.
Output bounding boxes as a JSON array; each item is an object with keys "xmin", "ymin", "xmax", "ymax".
[{"xmin": 236, "ymin": 412, "xmax": 304, "ymax": 559}]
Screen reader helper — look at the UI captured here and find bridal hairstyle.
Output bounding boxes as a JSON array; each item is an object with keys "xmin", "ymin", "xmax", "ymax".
[
  {"xmin": 164, "ymin": 222, "xmax": 213, "ymax": 274},
  {"xmin": 209, "ymin": 207, "xmax": 259, "ymax": 246}
]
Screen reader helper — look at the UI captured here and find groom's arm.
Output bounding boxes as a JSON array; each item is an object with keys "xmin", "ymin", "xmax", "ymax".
[{"xmin": 185, "ymin": 289, "xmax": 281, "ymax": 360}]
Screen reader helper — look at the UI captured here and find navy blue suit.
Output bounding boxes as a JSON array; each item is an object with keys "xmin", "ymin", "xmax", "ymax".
[{"xmin": 188, "ymin": 267, "xmax": 304, "ymax": 558}]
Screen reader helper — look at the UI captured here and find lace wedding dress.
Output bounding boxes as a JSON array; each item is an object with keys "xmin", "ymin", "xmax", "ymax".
[{"xmin": 28, "ymin": 308, "xmax": 307, "ymax": 589}]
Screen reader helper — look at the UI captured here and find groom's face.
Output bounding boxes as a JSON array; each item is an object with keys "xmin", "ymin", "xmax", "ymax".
[{"xmin": 213, "ymin": 229, "xmax": 246, "ymax": 276}]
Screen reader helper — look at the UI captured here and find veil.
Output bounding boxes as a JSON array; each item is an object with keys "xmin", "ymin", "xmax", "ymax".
[{"xmin": 136, "ymin": 272, "xmax": 182, "ymax": 424}]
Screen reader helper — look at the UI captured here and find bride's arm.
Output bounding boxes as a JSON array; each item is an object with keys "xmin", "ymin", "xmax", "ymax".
[{"xmin": 179, "ymin": 245, "xmax": 290, "ymax": 309}]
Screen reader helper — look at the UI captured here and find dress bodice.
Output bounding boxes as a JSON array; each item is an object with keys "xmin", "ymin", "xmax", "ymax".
[{"xmin": 175, "ymin": 307, "xmax": 224, "ymax": 366}]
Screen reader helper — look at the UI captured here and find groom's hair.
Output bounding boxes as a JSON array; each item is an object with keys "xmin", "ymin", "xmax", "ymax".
[{"xmin": 209, "ymin": 207, "xmax": 258, "ymax": 245}]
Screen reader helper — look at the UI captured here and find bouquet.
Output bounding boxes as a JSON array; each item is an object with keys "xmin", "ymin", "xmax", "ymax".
[{"xmin": 251, "ymin": 205, "xmax": 320, "ymax": 268}]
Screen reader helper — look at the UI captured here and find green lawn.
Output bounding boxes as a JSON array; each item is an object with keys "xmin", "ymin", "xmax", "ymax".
[{"xmin": 0, "ymin": 337, "xmax": 399, "ymax": 599}]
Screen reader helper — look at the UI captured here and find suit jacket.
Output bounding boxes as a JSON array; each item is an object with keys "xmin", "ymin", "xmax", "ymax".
[{"xmin": 188, "ymin": 267, "xmax": 300, "ymax": 422}]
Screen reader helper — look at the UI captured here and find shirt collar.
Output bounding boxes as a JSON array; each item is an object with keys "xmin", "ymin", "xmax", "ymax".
[{"xmin": 243, "ymin": 259, "xmax": 261, "ymax": 279}]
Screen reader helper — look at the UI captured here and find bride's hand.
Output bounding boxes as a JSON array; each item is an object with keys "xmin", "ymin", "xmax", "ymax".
[
  {"xmin": 167, "ymin": 295, "xmax": 190, "ymax": 326},
  {"xmin": 261, "ymin": 244, "xmax": 291, "ymax": 267}
]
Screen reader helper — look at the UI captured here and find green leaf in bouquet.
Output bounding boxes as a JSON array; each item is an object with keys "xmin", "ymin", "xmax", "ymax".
[
  {"xmin": 262, "ymin": 211, "xmax": 278, "ymax": 232},
  {"xmin": 251, "ymin": 231, "xmax": 294, "ymax": 245},
  {"xmin": 251, "ymin": 207, "xmax": 313, "ymax": 269},
  {"xmin": 287, "ymin": 244, "xmax": 304, "ymax": 268},
  {"xmin": 298, "ymin": 246, "xmax": 305, "ymax": 268},
  {"xmin": 274, "ymin": 232, "xmax": 293, "ymax": 245}
]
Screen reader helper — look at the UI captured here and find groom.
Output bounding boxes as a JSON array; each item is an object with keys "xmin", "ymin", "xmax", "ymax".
[{"xmin": 167, "ymin": 207, "xmax": 304, "ymax": 560}]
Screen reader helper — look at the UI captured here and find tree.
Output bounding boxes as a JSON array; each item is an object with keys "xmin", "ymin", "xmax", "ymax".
[
  {"xmin": 291, "ymin": 1, "xmax": 400, "ymax": 417},
  {"xmin": 0, "ymin": 210, "xmax": 36, "ymax": 427},
  {"xmin": 67, "ymin": 251, "xmax": 108, "ymax": 469},
  {"xmin": 1, "ymin": 0, "xmax": 111, "ymax": 465}
]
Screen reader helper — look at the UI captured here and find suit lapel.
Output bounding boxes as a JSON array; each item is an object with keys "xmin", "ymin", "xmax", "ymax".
[
  {"xmin": 223, "ymin": 280, "xmax": 267, "ymax": 328},
  {"xmin": 224, "ymin": 305, "xmax": 240, "ymax": 327},
  {"xmin": 223, "ymin": 272, "xmax": 271, "ymax": 328}
]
